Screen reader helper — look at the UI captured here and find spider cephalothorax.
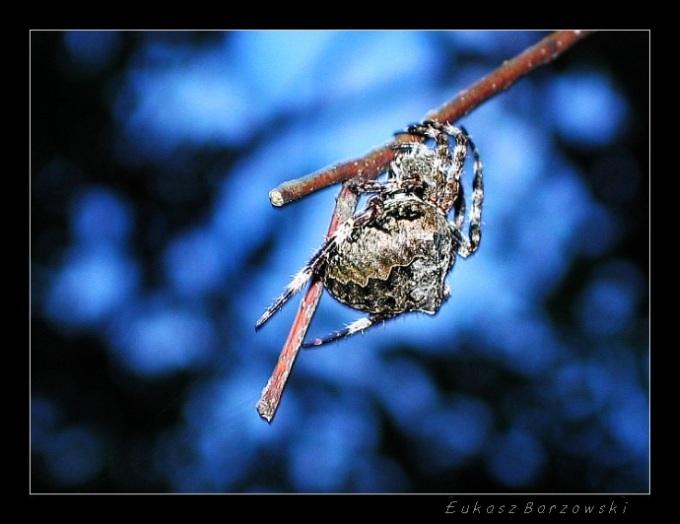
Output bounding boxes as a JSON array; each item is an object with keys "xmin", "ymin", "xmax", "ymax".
[{"xmin": 255, "ymin": 120, "xmax": 484, "ymax": 346}]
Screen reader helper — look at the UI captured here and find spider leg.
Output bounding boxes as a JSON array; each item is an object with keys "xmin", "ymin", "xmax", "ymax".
[
  {"xmin": 397, "ymin": 120, "xmax": 444, "ymax": 139},
  {"xmin": 254, "ymin": 246, "xmax": 328, "ymax": 331},
  {"xmin": 255, "ymin": 197, "xmax": 386, "ymax": 331},
  {"xmin": 397, "ymin": 120, "xmax": 484, "ymax": 257},
  {"xmin": 399, "ymin": 121, "xmax": 468, "ymax": 212},
  {"xmin": 302, "ymin": 313, "xmax": 395, "ymax": 347},
  {"xmin": 453, "ymin": 130, "xmax": 484, "ymax": 258},
  {"xmin": 450, "ymin": 180, "xmax": 466, "ymax": 231},
  {"xmin": 437, "ymin": 123, "xmax": 470, "ymax": 214},
  {"xmin": 348, "ymin": 158, "xmax": 424, "ymax": 197},
  {"xmin": 346, "ymin": 178, "xmax": 393, "ymax": 194}
]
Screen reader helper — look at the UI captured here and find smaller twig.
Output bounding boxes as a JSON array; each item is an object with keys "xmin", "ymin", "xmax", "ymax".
[
  {"xmin": 255, "ymin": 279, "xmax": 323, "ymax": 422},
  {"xmin": 257, "ymin": 184, "xmax": 359, "ymax": 422}
]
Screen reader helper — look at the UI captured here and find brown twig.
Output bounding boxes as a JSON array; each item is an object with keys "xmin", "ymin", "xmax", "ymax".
[
  {"xmin": 257, "ymin": 185, "xmax": 358, "ymax": 422},
  {"xmin": 268, "ymin": 30, "xmax": 592, "ymax": 207},
  {"xmin": 257, "ymin": 30, "xmax": 592, "ymax": 422}
]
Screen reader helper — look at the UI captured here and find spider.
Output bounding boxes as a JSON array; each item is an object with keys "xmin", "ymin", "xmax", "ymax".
[{"xmin": 255, "ymin": 120, "xmax": 484, "ymax": 346}]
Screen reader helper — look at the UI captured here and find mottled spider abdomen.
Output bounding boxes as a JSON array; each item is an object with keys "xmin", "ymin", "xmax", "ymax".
[{"xmin": 323, "ymin": 196, "xmax": 455, "ymax": 315}]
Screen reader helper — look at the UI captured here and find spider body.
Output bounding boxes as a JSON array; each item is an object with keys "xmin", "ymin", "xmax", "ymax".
[
  {"xmin": 322, "ymin": 195, "xmax": 455, "ymax": 316},
  {"xmin": 256, "ymin": 120, "xmax": 484, "ymax": 346}
]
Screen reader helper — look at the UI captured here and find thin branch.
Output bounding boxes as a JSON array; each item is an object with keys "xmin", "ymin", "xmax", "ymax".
[
  {"xmin": 268, "ymin": 30, "xmax": 592, "ymax": 207},
  {"xmin": 257, "ymin": 30, "xmax": 593, "ymax": 423},
  {"xmin": 257, "ymin": 185, "xmax": 358, "ymax": 422}
]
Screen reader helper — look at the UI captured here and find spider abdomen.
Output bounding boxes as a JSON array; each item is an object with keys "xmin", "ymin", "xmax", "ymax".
[{"xmin": 322, "ymin": 197, "xmax": 456, "ymax": 315}]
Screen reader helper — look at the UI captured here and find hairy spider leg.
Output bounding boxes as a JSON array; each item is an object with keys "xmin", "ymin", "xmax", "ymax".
[
  {"xmin": 347, "ymin": 158, "xmax": 425, "ymax": 198},
  {"xmin": 430, "ymin": 123, "xmax": 457, "ymax": 210},
  {"xmin": 402, "ymin": 120, "xmax": 484, "ymax": 257},
  {"xmin": 254, "ymin": 245, "xmax": 328, "ymax": 331},
  {"xmin": 346, "ymin": 178, "xmax": 396, "ymax": 195},
  {"xmin": 451, "ymin": 179, "xmax": 466, "ymax": 231},
  {"xmin": 255, "ymin": 196, "xmax": 390, "ymax": 331},
  {"xmin": 442, "ymin": 124, "xmax": 472, "ymax": 214},
  {"xmin": 302, "ymin": 313, "xmax": 396, "ymax": 347},
  {"xmin": 402, "ymin": 120, "xmax": 471, "ymax": 214},
  {"xmin": 452, "ymin": 130, "xmax": 484, "ymax": 258}
]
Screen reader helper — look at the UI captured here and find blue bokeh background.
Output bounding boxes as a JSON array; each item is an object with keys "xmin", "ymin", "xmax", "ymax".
[{"xmin": 31, "ymin": 30, "xmax": 649, "ymax": 493}]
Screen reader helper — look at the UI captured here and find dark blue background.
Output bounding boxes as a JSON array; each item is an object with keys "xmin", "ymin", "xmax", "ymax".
[{"xmin": 31, "ymin": 31, "xmax": 649, "ymax": 493}]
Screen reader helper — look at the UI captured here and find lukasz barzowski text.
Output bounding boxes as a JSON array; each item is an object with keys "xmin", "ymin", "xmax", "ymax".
[{"xmin": 445, "ymin": 500, "xmax": 628, "ymax": 515}]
